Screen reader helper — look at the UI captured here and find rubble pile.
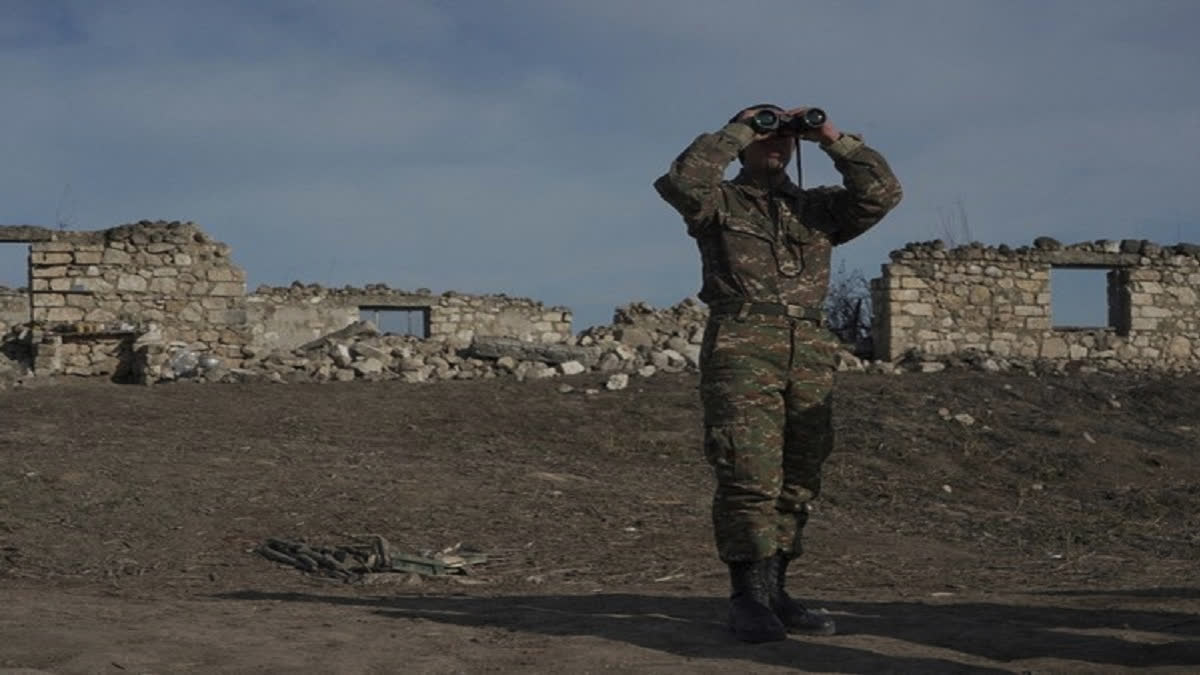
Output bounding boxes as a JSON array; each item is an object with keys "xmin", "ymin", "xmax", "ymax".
[{"xmin": 154, "ymin": 299, "xmax": 714, "ymax": 386}]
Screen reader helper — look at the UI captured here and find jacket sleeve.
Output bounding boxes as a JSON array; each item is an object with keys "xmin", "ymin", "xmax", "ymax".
[
  {"xmin": 804, "ymin": 133, "xmax": 903, "ymax": 245},
  {"xmin": 653, "ymin": 122, "xmax": 756, "ymax": 237}
]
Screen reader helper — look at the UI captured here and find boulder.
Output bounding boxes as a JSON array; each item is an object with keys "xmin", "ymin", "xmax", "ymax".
[{"xmin": 468, "ymin": 336, "xmax": 595, "ymax": 366}]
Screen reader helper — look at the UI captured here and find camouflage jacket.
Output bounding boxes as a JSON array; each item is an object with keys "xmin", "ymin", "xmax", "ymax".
[{"xmin": 654, "ymin": 122, "xmax": 902, "ymax": 310}]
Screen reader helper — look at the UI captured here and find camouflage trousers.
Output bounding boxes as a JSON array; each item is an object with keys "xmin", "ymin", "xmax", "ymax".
[{"xmin": 699, "ymin": 314, "xmax": 837, "ymax": 563}]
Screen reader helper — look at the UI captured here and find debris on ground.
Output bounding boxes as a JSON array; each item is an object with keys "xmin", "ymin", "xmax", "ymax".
[{"xmin": 257, "ymin": 536, "xmax": 486, "ymax": 582}]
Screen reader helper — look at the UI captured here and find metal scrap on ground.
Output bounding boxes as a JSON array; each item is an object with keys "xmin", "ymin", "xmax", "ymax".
[{"xmin": 257, "ymin": 535, "xmax": 487, "ymax": 582}]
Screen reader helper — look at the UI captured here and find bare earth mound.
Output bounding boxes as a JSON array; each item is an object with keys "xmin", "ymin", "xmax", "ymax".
[{"xmin": 1, "ymin": 372, "xmax": 1198, "ymax": 673}]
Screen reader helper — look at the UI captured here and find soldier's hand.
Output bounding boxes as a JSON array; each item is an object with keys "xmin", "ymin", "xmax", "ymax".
[{"xmin": 782, "ymin": 107, "xmax": 842, "ymax": 146}]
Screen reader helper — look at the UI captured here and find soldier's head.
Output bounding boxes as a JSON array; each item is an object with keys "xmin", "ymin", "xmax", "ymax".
[{"xmin": 731, "ymin": 104, "xmax": 794, "ymax": 174}]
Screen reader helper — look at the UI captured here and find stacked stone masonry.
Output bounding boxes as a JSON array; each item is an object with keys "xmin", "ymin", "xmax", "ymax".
[
  {"xmin": 14, "ymin": 221, "xmax": 253, "ymax": 377},
  {"xmin": 0, "ymin": 221, "xmax": 573, "ymax": 381},
  {"xmin": 247, "ymin": 284, "xmax": 572, "ymax": 351},
  {"xmin": 871, "ymin": 238, "xmax": 1200, "ymax": 372},
  {"xmin": 5, "ymin": 221, "xmax": 1198, "ymax": 383}
]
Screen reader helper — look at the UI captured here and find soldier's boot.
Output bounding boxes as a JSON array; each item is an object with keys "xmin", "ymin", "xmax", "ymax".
[
  {"xmin": 727, "ymin": 559, "xmax": 788, "ymax": 643},
  {"xmin": 766, "ymin": 552, "xmax": 836, "ymax": 635}
]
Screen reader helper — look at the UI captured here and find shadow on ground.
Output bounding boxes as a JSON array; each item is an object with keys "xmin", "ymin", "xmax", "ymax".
[{"xmin": 219, "ymin": 589, "xmax": 1200, "ymax": 672}]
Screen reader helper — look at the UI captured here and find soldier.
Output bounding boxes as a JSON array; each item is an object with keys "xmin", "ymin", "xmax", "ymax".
[{"xmin": 653, "ymin": 104, "xmax": 902, "ymax": 643}]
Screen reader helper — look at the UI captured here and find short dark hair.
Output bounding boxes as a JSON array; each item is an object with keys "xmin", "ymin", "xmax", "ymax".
[{"xmin": 728, "ymin": 103, "xmax": 784, "ymax": 125}]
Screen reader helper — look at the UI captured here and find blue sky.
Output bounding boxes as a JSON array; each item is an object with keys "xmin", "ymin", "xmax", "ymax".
[{"xmin": 2, "ymin": 0, "xmax": 1198, "ymax": 330}]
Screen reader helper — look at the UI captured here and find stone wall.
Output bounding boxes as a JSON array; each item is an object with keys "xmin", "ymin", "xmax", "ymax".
[
  {"xmin": 17, "ymin": 221, "xmax": 251, "ymax": 377},
  {"xmin": 0, "ymin": 220, "xmax": 573, "ymax": 379},
  {"xmin": 246, "ymin": 284, "xmax": 573, "ymax": 351},
  {"xmin": 871, "ymin": 238, "xmax": 1200, "ymax": 372},
  {"xmin": 0, "ymin": 287, "xmax": 28, "ymax": 336}
]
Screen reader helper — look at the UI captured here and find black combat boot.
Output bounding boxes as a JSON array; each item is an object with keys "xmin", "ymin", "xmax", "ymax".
[
  {"xmin": 727, "ymin": 559, "xmax": 787, "ymax": 643},
  {"xmin": 766, "ymin": 552, "xmax": 836, "ymax": 635}
]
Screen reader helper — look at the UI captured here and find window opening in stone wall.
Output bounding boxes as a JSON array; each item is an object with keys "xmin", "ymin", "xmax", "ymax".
[
  {"xmin": 359, "ymin": 306, "xmax": 429, "ymax": 338},
  {"xmin": 0, "ymin": 244, "xmax": 28, "ymax": 290},
  {"xmin": 1050, "ymin": 266, "xmax": 1122, "ymax": 331}
]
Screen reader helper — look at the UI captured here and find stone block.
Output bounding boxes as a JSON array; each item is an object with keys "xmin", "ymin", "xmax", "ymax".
[
  {"xmin": 208, "ymin": 282, "xmax": 243, "ymax": 295},
  {"xmin": 32, "ymin": 242, "xmax": 73, "ymax": 252},
  {"xmin": 149, "ymin": 278, "xmax": 178, "ymax": 293},
  {"xmin": 46, "ymin": 306, "xmax": 85, "ymax": 322},
  {"xmin": 102, "ymin": 249, "xmax": 132, "ymax": 265},
  {"xmin": 66, "ymin": 295, "xmax": 97, "ymax": 309},
  {"xmin": 37, "ymin": 293, "xmax": 66, "ymax": 307},
  {"xmin": 73, "ymin": 251, "xmax": 102, "ymax": 265},
  {"xmin": 74, "ymin": 277, "xmax": 113, "ymax": 293},
  {"xmin": 901, "ymin": 303, "xmax": 933, "ymax": 316},
  {"xmin": 1170, "ymin": 287, "xmax": 1197, "ymax": 305},
  {"xmin": 1041, "ymin": 337, "xmax": 1069, "ymax": 359},
  {"xmin": 117, "ymin": 274, "xmax": 148, "ymax": 292},
  {"xmin": 559, "ymin": 360, "xmax": 586, "ymax": 376},
  {"xmin": 31, "ymin": 252, "xmax": 72, "ymax": 264},
  {"xmin": 31, "ymin": 265, "xmax": 68, "ymax": 278},
  {"xmin": 1167, "ymin": 336, "xmax": 1192, "ymax": 359}
]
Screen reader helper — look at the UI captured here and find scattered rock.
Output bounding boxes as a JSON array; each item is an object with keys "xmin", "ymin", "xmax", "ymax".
[
  {"xmin": 352, "ymin": 358, "xmax": 384, "ymax": 376},
  {"xmin": 467, "ymin": 336, "xmax": 593, "ymax": 366},
  {"xmin": 1033, "ymin": 236, "xmax": 1062, "ymax": 251},
  {"xmin": 558, "ymin": 361, "xmax": 586, "ymax": 376},
  {"xmin": 606, "ymin": 373, "xmax": 629, "ymax": 391}
]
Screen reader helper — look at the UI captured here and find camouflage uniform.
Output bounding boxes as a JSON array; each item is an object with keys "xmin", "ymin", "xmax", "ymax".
[{"xmin": 654, "ymin": 120, "xmax": 901, "ymax": 563}]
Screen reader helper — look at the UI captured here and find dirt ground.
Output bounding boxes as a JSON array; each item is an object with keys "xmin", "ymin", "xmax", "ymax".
[{"xmin": 1, "ymin": 371, "xmax": 1198, "ymax": 673}]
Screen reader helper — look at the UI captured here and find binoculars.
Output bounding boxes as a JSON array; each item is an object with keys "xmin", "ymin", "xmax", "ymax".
[{"xmin": 748, "ymin": 108, "xmax": 827, "ymax": 135}]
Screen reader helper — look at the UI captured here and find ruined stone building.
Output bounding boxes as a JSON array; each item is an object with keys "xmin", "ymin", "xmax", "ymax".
[
  {"xmin": 870, "ymin": 238, "xmax": 1200, "ymax": 371},
  {"xmin": 2, "ymin": 221, "xmax": 1198, "ymax": 381},
  {"xmin": 0, "ymin": 221, "xmax": 571, "ymax": 380}
]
